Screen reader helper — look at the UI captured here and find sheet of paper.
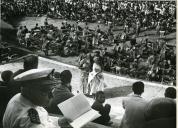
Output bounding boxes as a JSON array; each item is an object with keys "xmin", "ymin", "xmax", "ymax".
[
  {"xmin": 58, "ymin": 94, "xmax": 91, "ymax": 121},
  {"xmin": 58, "ymin": 94, "xmax": 101, "ymax": 128},
  {"xmin": 70, "ymin": 109, "xmax": 100, "ymax": 128}
]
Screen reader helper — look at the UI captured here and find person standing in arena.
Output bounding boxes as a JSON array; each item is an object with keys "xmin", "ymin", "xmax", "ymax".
[
  {"xmin": 79, "ymin": 52, "xmax": 91, "ymax": 94},
  {"xmin": 87, "ymin": 57, "xmax": 107, "ymax": 98}
]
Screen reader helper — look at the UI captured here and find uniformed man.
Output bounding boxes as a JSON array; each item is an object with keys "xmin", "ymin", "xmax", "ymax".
[{"xmin": 3, "ymin": 68, "xmax": 72, "ymax": 128}]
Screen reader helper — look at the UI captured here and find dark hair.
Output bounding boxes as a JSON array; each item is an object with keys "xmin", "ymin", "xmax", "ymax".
[
  {"xmin": 132, "ymin": 81, "xmax": 144, "ymax": 95},
  {"xmin": 60, "ymin": 70, "xmax": 72, "ymax": 84},
  {"xmin": 1, "ymin": 70, "xmax": 13, "ymax": 82},
  {"xmin": 165, "ymin": 87, "xmax": 176, "ymax": 99},
  {"xmin": 23, "ymin": 55, "xmax": 38, "ymax": 70},
  {"xmin": 96, "ymin": 91, "xmax": 105, "ymax": 99}
]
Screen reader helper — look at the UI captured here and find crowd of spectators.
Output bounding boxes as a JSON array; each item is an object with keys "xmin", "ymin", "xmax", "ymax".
[
  {"xmin": 2, "ymin": 0, "xmax": 176, "ymax": 27},
  {"xmin": 79, "ymin": 38, "xmax": 176, "ymax": 85},
  {"xmin": 0, "ymin": 42, "xmax": 22, "ymax": 63},
  {"xmin": 16, "ymin": 20, "xmax": 176, "ymax": 85},
  {"xmin": 1, "ymin": 0, "xmax": 48, "ymax": 21},
  {"xmin": 1, "ymin": 0, "xmax": 176, "ymax": 85}
]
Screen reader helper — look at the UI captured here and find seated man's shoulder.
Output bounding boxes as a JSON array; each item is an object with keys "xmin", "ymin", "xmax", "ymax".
[
  {"xmin": 146, "ymin": 97, "xmax": 176, "ymax": 114},
  {"xmin": 53, "ymin": 87, "xmax": 73, "ymax": 97},
  {"xmin": 13, "ymin": 69, "xmax": 25, "ymax": 78},
  {"xmin": 122, "ymin": 95, "xmax": 147, "ymax": 107},
  {"xmin": 148, "ymin": 97, "xmax": 176, "ymax": 106}
]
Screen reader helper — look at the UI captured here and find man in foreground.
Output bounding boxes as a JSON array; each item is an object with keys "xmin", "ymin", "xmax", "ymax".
[
  {"xmin": 144, "ymin": 87, "xmax": 176, "ymax": 128},
  {"xmin": 120, "ymin": 81, "xmax": 147, "ymax": 128},
  {"xmin": 3, "ymin": 68, "xmax": 71, "ymax": 128},
  {"xmin": 47, "ymin": 70, "xmax": 74, "ymax": 115}
]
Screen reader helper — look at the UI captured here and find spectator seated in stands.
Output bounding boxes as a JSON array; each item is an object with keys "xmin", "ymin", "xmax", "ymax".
[
  {"xmin": 144, "ymin": 87, "xmax": 176, "ymax": 128},
  {"xmin": 0, "ymin": 70, "xmax": 13, "ymax": 100},
  {"xmin": 8, "ymin": 54, "xmax": 39, "ymax": 99},
  {"xmin": 0, "ymin": 70, "xmax": 13, "ymax": 126},
  {"xmin": 164, "ymin": 87, "xmax": 176, "ymax": 99},
  {"xmin": 0, "ymin": 70, "xmax": 13, "ymax": 86},
  {"xmin": 91, "ymin": 91, "xmax": 112, "ymax": 126},
  {"xmin": 13, "ymin": 54, "xmax": 38, "ymax": 77},
  {"xmin": 47, "ymin": 70, "xmax": 74, "ymax": 115},
  {"xmin": 120, "ymin": 81, "xmax": 148, "ymax": 128}
]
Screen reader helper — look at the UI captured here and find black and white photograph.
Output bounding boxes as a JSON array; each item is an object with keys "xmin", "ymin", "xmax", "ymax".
[{"xmin": 0, "ymin": 0, "xmax": 176, "ymax": 128}]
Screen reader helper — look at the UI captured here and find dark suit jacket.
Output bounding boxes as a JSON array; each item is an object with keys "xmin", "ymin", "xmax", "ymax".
[
  {"xmin": 144, "ymin": 97, "xmax": 176, "ymax": 128},
  {"xmin": 47, "ymin": 85, "xmax": 74, "ymax": 115}
]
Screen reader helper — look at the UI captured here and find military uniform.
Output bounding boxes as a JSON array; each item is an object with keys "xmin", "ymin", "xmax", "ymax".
[
  {"xmin": 3, "ymin": 68, "xmax": 65, "ymax": 128},
  {"xmin": 3, "ymin": 93, "xmax": 59, "ymax": 128}
]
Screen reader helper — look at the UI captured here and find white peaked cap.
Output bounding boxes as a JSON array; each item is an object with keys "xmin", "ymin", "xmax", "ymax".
[{"xmin": 14, "ymin": 68, "xmax": 54, "ymax": 81}]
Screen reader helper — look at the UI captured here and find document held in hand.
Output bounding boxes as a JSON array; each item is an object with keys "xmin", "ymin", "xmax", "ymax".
[{"xmin": 58, "ymin": 94, "xmax": 101, "ymax": 128}]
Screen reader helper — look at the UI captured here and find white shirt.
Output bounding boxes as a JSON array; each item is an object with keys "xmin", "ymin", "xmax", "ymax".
[
  {"xmin": 120, "ymin": 94, "xmax": 148, "ymax": 128},
  {"xmin": 3, "ymin": 93, "xmax": 59, "ymax": 128}
]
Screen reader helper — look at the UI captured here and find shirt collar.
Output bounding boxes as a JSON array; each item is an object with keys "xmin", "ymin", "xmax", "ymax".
[
  {"xmin": 132, "ymin": 94, "xmax": 142, "ymax": 98},
  {"xmin": 20, "ymin": 94, "xmax": 37, "ymax": 108}
]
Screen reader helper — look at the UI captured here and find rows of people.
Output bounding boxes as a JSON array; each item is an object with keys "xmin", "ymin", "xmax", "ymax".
[
  {"xmin": 17, "ymin": 20, "xmax": 87, "ymax": 57},
  {"xmin": 0, "ymin": 42, "xmax": 23, "ymax": 63},
  {"xmin": 1, "ymin": 0, "xmax": 48, "ymax": 21},
  {"xmin": 2, "ymin": 0, "xmax": 176, "ymax": 33},
  {"xmin": 0, "ymin": 54, "xmax": 176, "ymax": 127},
  {"xmin": 2, "ymin": 0, "xmax": 176, "ymax": 85},
  {"xmin": 78, "ymin": 39, "xmax": 176, "ymax": 86},
  {"xmin": 2, "ymin": 0, "xmax": 176, "ymax": 38},
  {"xmin": 15, "ymin": 17, "xmax": 176, "ymax": 85}
]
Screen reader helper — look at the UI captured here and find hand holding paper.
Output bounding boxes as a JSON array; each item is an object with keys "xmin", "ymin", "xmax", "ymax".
[{"xmin": 58, "ymin": 94, "xmax": 101, "ymax": 128}]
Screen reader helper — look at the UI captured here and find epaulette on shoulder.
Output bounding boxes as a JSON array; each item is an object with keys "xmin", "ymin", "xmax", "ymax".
[{"xmin": 28, "ymin": 108, "xmax": 41, "ymax": 124}]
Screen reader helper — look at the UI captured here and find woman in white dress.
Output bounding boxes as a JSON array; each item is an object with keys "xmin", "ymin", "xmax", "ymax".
[{"xmin": 87, "ymin": 58, "xmax": 107, "ymax": 98}]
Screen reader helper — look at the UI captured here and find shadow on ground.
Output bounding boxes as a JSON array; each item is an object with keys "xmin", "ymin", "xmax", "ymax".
[{"xmin": 104, "ymin": 86, "xmax": 132, "ymax": 99}]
